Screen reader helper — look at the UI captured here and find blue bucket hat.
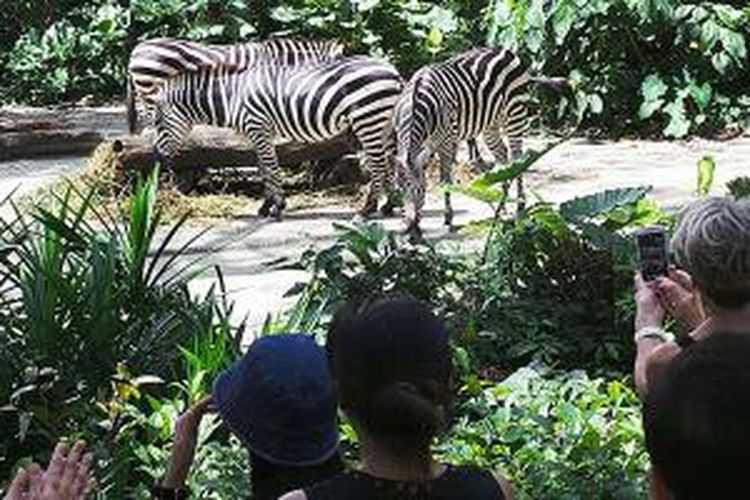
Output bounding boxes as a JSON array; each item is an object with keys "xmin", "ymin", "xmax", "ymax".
[{"xmin": 212, "ymin": 334, "xmax": 339, "ymax": 466}]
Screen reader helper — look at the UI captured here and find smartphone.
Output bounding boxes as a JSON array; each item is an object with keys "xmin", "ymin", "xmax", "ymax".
[{"xmin": 634, "ymin": 226, "xmax": 668, "ymax": 281}]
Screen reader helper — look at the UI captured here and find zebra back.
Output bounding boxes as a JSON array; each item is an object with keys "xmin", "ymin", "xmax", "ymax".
[{"xmin": 127, "ymin": 37, "xmax": 346, "ymax": 133}]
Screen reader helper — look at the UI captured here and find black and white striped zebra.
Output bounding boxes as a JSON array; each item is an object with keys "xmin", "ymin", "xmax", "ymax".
[
  {"xmin": 154, "ymin": 56, "xmax": 402, "ymax": 218},
  {"xmin": 391, "ymin": 47, "xmax": 532, "ymax": 235},
  {"xmin": 126, "ymin": 38, "xmax": 345, "ymax": 133}
]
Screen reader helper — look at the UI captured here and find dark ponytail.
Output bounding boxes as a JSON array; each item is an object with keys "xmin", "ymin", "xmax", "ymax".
[
  {"xmin": 328, "ymin": 295, "xmax": 453, "ymax": 450},
  {"xmin": 367, "ymin": 380, "xmax": 446, "ymax": 448}
]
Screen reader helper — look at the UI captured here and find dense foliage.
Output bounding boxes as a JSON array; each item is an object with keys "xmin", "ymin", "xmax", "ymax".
[
  {"xmin": 2, "ymin": 0, "xmax": 748, "ymax": 137},
  {"xmin": 284, "ymin": 169, "xmax": 668, "ymax": 375},
  {"xmin": 0, "ymin": 171, "xmax": 245, "ymax": 496},
  {"xmin": 488, "ymin": 0, "xmax": 750, "ymax": 137},
  {"xmin": 440, "ymin": 367, "xmax": 648, "ymax": 499},
  {"xmin": 6, "ymin": 150, "xmax": 742, "ymax": 496}
]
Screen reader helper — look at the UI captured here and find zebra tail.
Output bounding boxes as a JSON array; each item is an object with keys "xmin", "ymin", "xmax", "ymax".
[
  {"xmin": 126, "ymin": 75, "xmax": 138, "ymax": 134},
  {"xmin": 530, "ymin": 76, "xmax": 571, "ymax": 94}
]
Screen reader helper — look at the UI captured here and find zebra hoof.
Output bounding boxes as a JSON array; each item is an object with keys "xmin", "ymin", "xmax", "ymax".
[
  {"xmin": 359, "ymin": 201, "xmax": 379, "ymax": 219},
  {"xmin": 258, "ymin": 199, "xmax": 273, "ymax": 218},
  {"xmin": 405, "ymin": 223, "xmax": 424, "ymax": 244},
  {"xmin": 269, "ymin": 205, "xmax": 285, "ymax": 221},
  {"xmin": 259, "ymin": 197, "xmax": 286, "ymax": 220},
  {"xmin": 380, "ymin": 201, "xmax": 396, "ymax": 218}
]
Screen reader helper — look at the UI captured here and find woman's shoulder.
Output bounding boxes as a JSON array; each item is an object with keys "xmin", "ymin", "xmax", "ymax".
[
  {"xmin": 290, "ymin": 465, "xmax": 512, "ymax": 500},
  {"xmin": 279, "ymin": 489, "xmax": 307, "ymax": 500},
  {"xmin": 441, "ymin": 464, "xmax": 513, "ymax": 499}
]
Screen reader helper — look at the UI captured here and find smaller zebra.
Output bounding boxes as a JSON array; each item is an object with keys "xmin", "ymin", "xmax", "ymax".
[
  {"xmin": 126, "ymin": 37, "xmax": 345, "ymax": 133},
  {"xmin": 391, "ymin": 47, "xmax": 532, "ymax": 237},
  {"xmin": 154, "ymin": 56, "xmax": 402, "ymax": 219}
]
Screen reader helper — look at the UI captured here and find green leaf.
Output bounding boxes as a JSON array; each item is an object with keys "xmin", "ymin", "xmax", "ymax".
[
  {"xmin": 448, "ymin": 184, "xmax": 507, "ymax": 204},
  {"xmin": 697, "ymin": 156, "xmax": 715, "ymax": 197},
  {"xmin": 662, "ymin": 101, "xmax": 691, "ymax": 138},
  {"xmin": 711, "ymin": 51, "xmax": 731, "ymax": 74},
  {"xmin": 727, "ymin": 176, "xmax": 750, "ymax": 199},
  {"xmin": 720, "ymin": 29, "xmax": 747, "ymax": 66},
  {"xmin": 701, "ymin": 19, "xmax": 720, "ymax": 48},
  {"xmin": 688, "ymin": 81, "xmax": 712, "ymax": 112},
  {"xmin": 638, "ymin": 99, "xmax": 664, "ymax": 120},
  {"xmin": 588, "ymin": 94, "xmax": 604, "ymax": 114},
  {"xmin": 552, "ymin": 1, "xmax": 575, "ymax": 44},
  {"xmin": 560, "ymin": 187, "xmax": 651, "ymax": 222},
  {"xmin": 354, "ymin": 0, "xmax": 381, "ymax": 11},
  {"xmin": 641, "ymin": 74, "xmax": 668, "ymax": 102},
  {"xmin": 639, "ymin": 74, "xmax": 668, "ymax": 119}
]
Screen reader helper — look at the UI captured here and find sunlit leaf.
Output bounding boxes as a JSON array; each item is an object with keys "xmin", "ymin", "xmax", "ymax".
[{"xmin": 697, "ymin": 156, "xmax": 715, "ymax": 197}]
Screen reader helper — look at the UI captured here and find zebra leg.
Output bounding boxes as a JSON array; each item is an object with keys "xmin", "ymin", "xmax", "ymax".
[
  {"xmin": 352, "ymin": 120, "xmax": 391, "ymax": 218},
  {"xmin": 509, "ymin": 135, "xmax": 525, "ymax": 211},
  {"xmin": 467, "ymin": 136, "xmax": 493, "ymax": 174},
  {"xmin": 154, "ymin": 103, "xmax": 191, "ymax": 190},
  {"xmin": 436, "ymin": 139, "xmax": 458, "ymax": 228},
  {"xmin": 402, "ymin": 162, "xmax": 426, "ymax": 242},
  {"xmin": 251, "ymin": 132, "xmax": 286, "ymax": 220},
  {"xmin": 379, "ymin": 161, "xmax": 399, "ymax": 217},
  {"xmin": 437, "ymin": 135, "xmax": 458, "ymax": 227},
  {"xmin": 484, "ymin": 127, "xmax": 511, "ymax": 209}
]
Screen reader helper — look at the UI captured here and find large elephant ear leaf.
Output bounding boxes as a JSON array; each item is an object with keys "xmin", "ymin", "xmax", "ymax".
[{"xmin": 560, "ymin": 187, "xmax": 651, "ymax": 223}]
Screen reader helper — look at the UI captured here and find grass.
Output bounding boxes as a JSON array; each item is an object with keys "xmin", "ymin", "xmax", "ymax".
[{"xmin": 22, "ymin": 141, "xmax": 369, "ymax": 223}]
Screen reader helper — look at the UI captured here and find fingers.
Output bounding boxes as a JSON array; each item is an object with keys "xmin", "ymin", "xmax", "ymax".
[
  {"xmin": 45, "ymin": 441, "xmax": 70, "ymax": 480},
  {"xmin": 193, "ymin": 395, "xmax": 215, "ymax": 415},
  {"xmin": 5, "ymin": 467, "xmax": 30, "ymax": 500},
  {"xmin": 26, "ymin": 464, "xmax": 45, "ymax": 498},
  {"xmin": 634, "ymin": 271, "xmax": 645, "ymax": 289},
  {"xmin": 176, "ymin": 396, "xmax": 214, "ymax": 436},
  {"xmin": 655, "ymin": 277, "xmax": 690, "ymax": 307},
  {"xmin": 668, "ymin": 268, "xmax": 694, "ymax": 290},
  {"xmin": 72, "ymin": 452, "xmax": 94, "ymax": 497},
  {"xmin": 60, "ymin": 441, "xmax": 87, "ymax": 491}
]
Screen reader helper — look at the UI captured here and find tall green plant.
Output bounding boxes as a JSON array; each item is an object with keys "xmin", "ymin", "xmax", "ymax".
[{"xmin": 0, "ymin": 167, "xmax": 237, "ymax": 481}]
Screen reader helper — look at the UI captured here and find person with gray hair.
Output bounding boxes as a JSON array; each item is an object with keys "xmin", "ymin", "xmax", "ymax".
[{"xmin": 633, "ymin": 196, "xmax": 750, "ymax": 398}]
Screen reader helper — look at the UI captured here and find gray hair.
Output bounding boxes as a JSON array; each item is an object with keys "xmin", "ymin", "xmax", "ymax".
[{"xmin": 671, "ymin": 197, "xmax": 750, "ymax": 310}]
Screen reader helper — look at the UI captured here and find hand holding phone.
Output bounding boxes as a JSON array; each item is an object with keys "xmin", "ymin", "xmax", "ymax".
[{"xmin": 635, "ymin": 226, "xmax": 668, "ymax": 281}]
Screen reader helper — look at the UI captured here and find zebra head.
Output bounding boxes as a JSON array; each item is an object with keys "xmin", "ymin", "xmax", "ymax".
[{"xmin": 392, "ymin": 78, "xmax": 432, "ymax": 227}]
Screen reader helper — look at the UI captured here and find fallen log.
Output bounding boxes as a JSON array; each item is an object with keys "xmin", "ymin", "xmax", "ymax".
[
  {"xmin": 1, "ymin": 130, "xmax": 103, "ymax": 161},
  {"xmin": 113, "ymin": 126, "xmax": 356, "ymax": 170},
  {"xmin": 1, "ymin": 106, "xmax": 125, "ymax": 161},
  {"xmin": 112, "ymin": 126, "xmax": 365, "ymax": 190}
]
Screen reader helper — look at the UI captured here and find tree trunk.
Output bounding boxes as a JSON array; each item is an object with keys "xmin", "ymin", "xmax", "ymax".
[
  {"xmin": 112, "ymin": 126, "xmax": 364, "ymax": 190},
  {"xmin": 113, "ymin": 127, "xmax": 356, "ymax": 170}
]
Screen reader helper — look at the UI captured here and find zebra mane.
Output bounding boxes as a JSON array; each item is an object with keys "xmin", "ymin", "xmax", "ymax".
[{"xmin": 249, "ymin": 38, "xmax": 346, "ymax": 69}]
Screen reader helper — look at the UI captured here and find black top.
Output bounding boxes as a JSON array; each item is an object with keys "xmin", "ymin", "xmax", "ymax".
[
  {"xmin": 676, "ymin": 334, "xmax": 697, "ymax": 349},
  {"xmin": 303, "ymin": 465, "xmax": 506, "ymax": 500}
]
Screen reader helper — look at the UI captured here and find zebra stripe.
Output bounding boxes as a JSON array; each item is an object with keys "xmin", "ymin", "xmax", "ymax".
[
  {"xmin": 392, "ymin": 47, "xmax": 530, "ymax": 234},
  {"xmin": 154, "ymin": 56, "xmax": 402, "ymax": 218},
  {"xmin": 126, "ymin": 38, "xmax": 345, "ymax": 132}
]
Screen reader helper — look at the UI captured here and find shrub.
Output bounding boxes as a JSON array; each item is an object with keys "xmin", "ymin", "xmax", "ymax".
[
  {"xmin": 487, "ymin": 0, "xmax": 750, "ymax": 137},
  {"xmin": 439, "ymin": 367, "xmax": 648, "ymax": 499},
  {"xmin": 0, "ymin": 168, "xmax": 243, "ymax": 493},
  {"xmin": 284, "ymin": 156, "xmax": 669, "ymax": 374},
  {"xmin": 727, "ymin": 175, "xmax": 750, "ymax": 199}
]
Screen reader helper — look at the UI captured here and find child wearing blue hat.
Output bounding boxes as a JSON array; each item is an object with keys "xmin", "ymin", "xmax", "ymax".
[
  {"xmin": 153, "ymin": 334, "xmax": 343, "ymax": 499},
  {"xmin": 282, "ymin": 295, "xmax": 514, "ymax": 500}
]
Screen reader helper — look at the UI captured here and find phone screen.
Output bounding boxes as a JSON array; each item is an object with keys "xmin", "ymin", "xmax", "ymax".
[{"xmin": 636, "ymin": 228, "xmax": 668, "ymax": 281}]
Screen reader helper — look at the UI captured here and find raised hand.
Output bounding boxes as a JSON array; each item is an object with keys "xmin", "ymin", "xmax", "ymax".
[
  {"xmin": 4, "ymin": 440, "xmax": 95, "ymax": 500},
  {"xmin": 162, "ymin": 396, "xmax": 215, "ymax": 489}
]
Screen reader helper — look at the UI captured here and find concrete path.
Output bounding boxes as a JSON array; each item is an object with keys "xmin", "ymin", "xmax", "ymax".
[{"xmin": 1, "ymin": 135, "xmax": 748, "ymax": 342}]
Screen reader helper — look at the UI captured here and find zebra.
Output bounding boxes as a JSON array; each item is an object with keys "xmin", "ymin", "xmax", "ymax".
[
  {"xmin": 126, "ymin": 37, "xmax": 345, "ymax": 133},
  {"xmin": 390, "ymin": 47, "xmax": 533, "ymax": 237},
  {"xmin": 153, "ymin": 56, "xmax": 402, "ymax": 219}
]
